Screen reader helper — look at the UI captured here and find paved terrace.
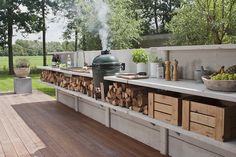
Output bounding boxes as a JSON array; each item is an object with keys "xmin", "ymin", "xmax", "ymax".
[{"xmin": 0, "ymin": 91, "xmax": 164, "ymax": 157}]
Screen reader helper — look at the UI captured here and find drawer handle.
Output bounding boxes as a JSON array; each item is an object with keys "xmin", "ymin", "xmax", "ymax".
[
  {"xmin": 150, "ymin": 122, "xmax": 156, "ymax": 126},
  {"xmin": 175, "ymin": 132, "xmax": 181, "ymax": 136}
]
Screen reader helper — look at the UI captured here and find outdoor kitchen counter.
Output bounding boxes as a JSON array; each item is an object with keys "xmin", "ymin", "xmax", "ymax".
[
  {"xmin": 38, "ymin": 66, "xmax": 93, "ymax": 78},
  {"xmin": 37, "ymin": 68, "xmax": 236, "ymax": 155},
  {"xmin": 104, "ymin": 76, "xmax": 236, "ymax": 103}
]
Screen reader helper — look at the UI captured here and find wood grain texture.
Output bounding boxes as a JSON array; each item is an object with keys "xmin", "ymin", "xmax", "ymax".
[
  {"xmin": 154, "ymin": 103, "xmax": 172, "ymax": 114},
  {"xmin": 148, "ymin": 93, "xmax": 154, "ymax": 118},
  {"xmin": 215, "ymin": 108, "xmax": 224, "ymax": 141},
  {"xmin": 182, "ymin": 99, "xmax": 236, "ymax": 141},
  {"xmin": 152, "ymin": 93, "xmax": 182, "ymax": 126},
  {"xmin": 182, "ymin": 100, "xmax": 190, "ymax": 130},
  {"xmin": 154, "ymin": 111, "xmax": 172, "ymax": 123},
  {"xmin": 0, "ymin": 91, "xmax": 165, "ymax": 157},
  {"xmin": 0, "ymin": 144, "xmax": 5, "ymax": 157},
  {"xmin": 190, "ymin": 102, "xmax": 217, "ymax": 117},
  {"xmin": 190, "ymin": 122, "xmax": 215, "ymax": 138},
  {"xmin": 154, "ymin": 94, "xmax": 178, "ymax": 105},
  {"xmin": 190, "ymin": 112, "xmax": 216, "ymax": 128}
]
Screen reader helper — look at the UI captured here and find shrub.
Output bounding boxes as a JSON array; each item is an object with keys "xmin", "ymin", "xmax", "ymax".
[{"xmin": 15, "ymin": 58, "xmax": 30, "ymax": 68}]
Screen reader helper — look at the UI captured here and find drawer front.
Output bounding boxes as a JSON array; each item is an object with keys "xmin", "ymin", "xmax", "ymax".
[
  {"xmin": 154, "ymin": 94, "xmax": 178, "ymax": 105},
  {"xmin": 190, "ymin": 112, "xmax": 216, "ymax": 128},
  {"xmin": 154, "ymin": 102, "xmax": 172, "ymax": 114},
  {"xmin": 182, "ymin": 99, "xmax": 233, "ymax": 141},
  {"xmin": 190, "ymin": 122, "xmax": 215, "ymax": 138},
  {"xmin": 190, "ymin": 102, "xmax": 218, "ymax": 117},
  {"xmin": 154, "ymin": 111, "xmax": 171, "ymax": 123}
]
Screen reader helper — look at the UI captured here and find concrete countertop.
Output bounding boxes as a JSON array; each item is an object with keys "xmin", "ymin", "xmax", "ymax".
[
  {"xmin": 37, "ymin": 66, "xmax": 236, "ymax": 103},
  {"xmin": 104, "ymin": 76, "xmax": 236, "ymax": 103},
  {"xmin": 38, "ymin": 66, "xmax": 93, "ymax": 78}
]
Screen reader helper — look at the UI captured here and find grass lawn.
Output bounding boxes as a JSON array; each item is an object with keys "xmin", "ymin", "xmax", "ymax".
[
  {"xmin": 0, "ymin": 56, "xmax": 52, "ymax": 70},
  {"xmin": 0, "ymin": 56, "xmax": 55, "ymax": 97},
  {"xmin": 0, "ymin": 72, "xmax": 55, "ymax": 97}
]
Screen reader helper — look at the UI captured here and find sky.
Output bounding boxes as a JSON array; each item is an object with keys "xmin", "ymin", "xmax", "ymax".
[{"xmin": 13, "ymin": 14, "xmax": 67, "ymax": 43}]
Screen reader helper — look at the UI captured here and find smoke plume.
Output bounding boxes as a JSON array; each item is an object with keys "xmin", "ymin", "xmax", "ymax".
[
  {"xmin": 72, "ymin": 0, "xmax": 110, "ymax": 50},
  {"xmin": 94, "ymin": 0, "xmax": 110, "ymax": 50}
]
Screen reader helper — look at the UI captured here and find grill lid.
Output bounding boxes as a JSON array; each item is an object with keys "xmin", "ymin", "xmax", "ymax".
[{"xmin": 92, "ymin": 50, "xmax": 120, "ymax": 66}]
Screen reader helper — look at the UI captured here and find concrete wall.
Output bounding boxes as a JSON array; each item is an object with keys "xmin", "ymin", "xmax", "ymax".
[
  {"xmin": 140, "ymin": 34, "xmax": 172, "ymax": 48},
  {"xmin": 74, "ymin": 44, "xmax": 236, "ymax": 80}
]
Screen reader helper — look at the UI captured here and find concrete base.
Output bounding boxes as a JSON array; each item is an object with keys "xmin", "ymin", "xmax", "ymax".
[{"xmin": 14, "ymin": 77, "xmax": 32, "ymax": 94}]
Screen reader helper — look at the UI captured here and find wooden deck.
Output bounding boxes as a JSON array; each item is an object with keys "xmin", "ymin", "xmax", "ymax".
[{"xmin": 0, "ymin": 91, "xmax": 165, "ymax": 157}]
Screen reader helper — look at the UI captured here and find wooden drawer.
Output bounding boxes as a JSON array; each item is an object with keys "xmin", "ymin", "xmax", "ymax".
[
  {"xmin": 182, "ymin": 99, "xmax": 236, "ymax": 141},
  {"xmin": 148, "ymin": 93, "xmax": 182, "ymax": 126}
]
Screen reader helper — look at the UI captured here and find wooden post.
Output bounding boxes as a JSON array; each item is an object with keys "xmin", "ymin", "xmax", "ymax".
[
  {"xmin": 215, "ymin": 108, "xmax": 224, "ymax": 141},
  {"xmin": 182, "ymin": 100, "xmax": 190, "ymax": 130},
  {"xmin": 148, "ymin": 93, "xmax": 154, "ymax": 118}
]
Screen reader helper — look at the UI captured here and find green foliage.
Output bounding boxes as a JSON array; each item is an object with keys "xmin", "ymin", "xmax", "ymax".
[
  {"xmin": 0, "ymin": 56, "xmax": 52, "ymax": 71},
  {"xmin": 0, "ymin": 73, "xmax": 55, "ymax": 97},
  {"xmin": 3, "ymin": 40, "xmax": 75, "ymax": 56},
  {"xmin": 131, "ymin": 48, "xmax": 149, "ymax": 63},
  {"xmin": 149, "ymin": 54, "xmax": 163, "ymax": 63},
  {"xmin": 132, "ymin": 0, "xmax": 180, "ymax": 35},
  {"xmin": 167, "ymin": 0, "xmax": 236, "ymax": 45},
  {"xmin": 15, "ymin": 58, "xmax": 30, "ymax": 68},
  {"xmin": 0, "ymin": 0, "xmax": 43, "ymax": 39},
  {"xmin": 108, "ymin": 0, "xmax": 142, "ymax": 49},
  {"xmin": 59, "ymin": 0, "xmax": 142, "ymax": 50}
]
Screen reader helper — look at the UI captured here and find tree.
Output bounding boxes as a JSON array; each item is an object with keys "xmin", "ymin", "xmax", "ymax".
[
  {"xmin": 0, "ymin": 0, "xmax": 7, "ymax": 48},
  {"xmin": 12, "ymin": 39, "xmax": 75, "ymax": 56},
  {"xmin": 131, "ymin": 0, "xmax": 180, "ymax": 35},
  {"xmin": 0, "ymin": 0, "xmax": 42, "ymax": 74},
  {"xmin": 167, "ymin": 0, "xmax": 236, "ymax": 45},
  {"xmin": 63, "ymin": 18, "xmax": 82, "ymax": 51},
  {"xmin": 41, "ymin": 0, "xmax": 58, "ymax": 66},
  {"xmin": 13, "ymin": 44, "xmax": 26, "ymax": 56},
  {"xmin": 108, "ymin": 0, "xmax": 142, "ymax": 49},
  {"xmin": 59, "ymin": 0, "xmax": 142, "ymax": 50}
]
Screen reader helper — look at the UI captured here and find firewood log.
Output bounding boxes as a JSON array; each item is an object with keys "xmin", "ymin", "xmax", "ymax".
[
  {"xmin": 143, "ymin": 105, "xmax": 148, "ymax": 115},
  {"xmin": 137, "ymin": 93, "xmax": 148, "ymax": 107},
  {"xmin": 132, "ymin": 106, "xmax": 143, "ymax": 112}
]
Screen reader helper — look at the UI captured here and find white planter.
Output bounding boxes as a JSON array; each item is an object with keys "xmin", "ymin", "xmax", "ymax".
[
  {"xmin": 137, "ymin": 63, "xmax": 147, "ymax": 73},
  {"xmin": 14, "ymin": 67, "xmax": 30, "ymax": 78},
  {"xmin": 149, "ymin": 63, "xmax": 157, "ymax": 78}
]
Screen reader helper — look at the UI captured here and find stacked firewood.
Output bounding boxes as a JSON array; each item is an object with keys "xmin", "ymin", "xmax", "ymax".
[
  {"xmin": 105, "ymin": 82, "xmax": 148, "ymax": 114},
  {"xmin": 41, "ymin": 70, "xmax": 57, "ymax": 84},
  {"xmin": 41, "ymin": 70, "xmax": 94, "ymax": 97}
]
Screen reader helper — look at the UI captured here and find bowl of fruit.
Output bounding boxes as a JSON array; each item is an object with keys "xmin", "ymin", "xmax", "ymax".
[{"xmin": 202, "ymin": 65, "xmax": 236, "ymax": 92}]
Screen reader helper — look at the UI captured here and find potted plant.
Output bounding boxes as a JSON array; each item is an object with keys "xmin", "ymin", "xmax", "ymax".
[
  {"xmin": 14, "ymin": 58, "xmax": 31, "ymax": 78},
  {"xmin": 131, "ymin": 48, "xmax": 148, "ymax": 73}
]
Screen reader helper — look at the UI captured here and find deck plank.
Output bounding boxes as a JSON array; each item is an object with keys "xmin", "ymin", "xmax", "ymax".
[
  {"xmin": 1, "ymin": 97, "xmax": 44, "ymax": 157},
  {"xmin": 0, "ymin": 120, "xmax": 18, "ymax": 157},
  {"xmin": 0, "ymin": 91, "xmax": 165, "ymax": 157},
  {"xmin": 0, "ymin": 143, "xmax": 5, "ymax": 157},
  {"xmin": 0, "ymin": 98, "xmax": 32, "ymax": 157}
]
